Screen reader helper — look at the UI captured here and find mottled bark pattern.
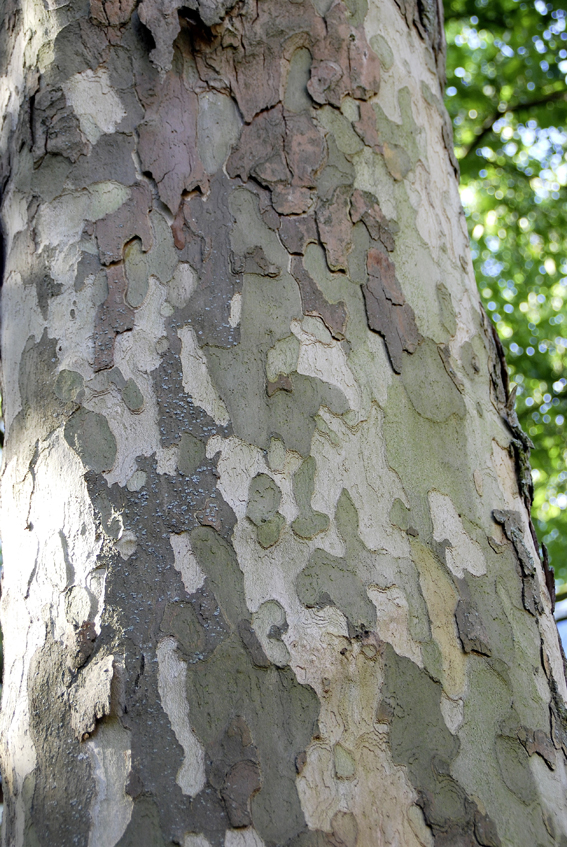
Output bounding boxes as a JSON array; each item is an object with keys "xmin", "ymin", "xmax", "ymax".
[{"xmin": 1, "ymin": 0, "xmax": 567, "ymax": 845}]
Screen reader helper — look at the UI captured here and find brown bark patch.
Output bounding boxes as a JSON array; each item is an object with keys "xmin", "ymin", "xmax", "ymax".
[
  {"xmin": 93, "ymin": 263, "xmax": 135, "ymax": 371},
  {"xmin": 31, "ymin": 86, "xmax": 89, "ymax": 164},
  {"xmin": 137, "ymin": 72, "xmax": 207, "ymax": 215},
  {"xmin": 284, "ymin": 112, "xmax": 326, "ymax": 188},
  {"xmin": 279, "ymin": 214, "xmax": 318, "ymax": 255},
  {"xmin": 267, "ymin": 374, "xmax": 293, "ymax": 397},
  {"xmin": 316, "ymin": 185, "xmax": 354, "ymax": 272},
  {"xmin": 362, "ymin": 247, "xmax": 420, "ymax": 373},
  {"xmin": 227, "ymin": 105, "xmax": 289, "ymax": 186},
  {"xmin": 90, "ymin": 0, "xmax": 137, "ymax": 27},
  {"xmin": 290, "ymin": 256, "xmax": 347, "ymax": 340},
  {"xmin": 455, "ymin": 599, "xmax": 491, "ymax": 656},
  {"xmin": 209, "ymin": 716, "xmax": 262, "ymax": 829},
  {"xmin": 492, "ymin": 509, "xmax": 543, "ymax": 616},
  {"xmin": 96, "ymin": 183, "xmax": 153, "ymax": 265},
  {"xmin": 350, "ymin": 188, "xmax": 396, "ymax": 251},
  {"xmin": 517, "ymin": 726, "xmax": 556, "ymax": 770}
]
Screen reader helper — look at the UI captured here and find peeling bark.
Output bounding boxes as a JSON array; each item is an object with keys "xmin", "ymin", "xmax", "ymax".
[{"xmin": 1, "ymin": 0, "xmax": 567, "ymax": 845}]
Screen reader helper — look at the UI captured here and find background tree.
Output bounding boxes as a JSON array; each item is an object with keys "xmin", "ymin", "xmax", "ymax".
[
  {"xmin": 445, "ymin": 0, "xmax": 567, "ymax": 587},
  {"xmin": 1, "ymin": 0, "xmax": 567, "ymax": 845}
]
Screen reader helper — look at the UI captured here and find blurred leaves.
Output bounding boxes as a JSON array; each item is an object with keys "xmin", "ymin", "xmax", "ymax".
[{"xmin": 445, "ymin": 0, "xmax": 567, "ymax": 584}]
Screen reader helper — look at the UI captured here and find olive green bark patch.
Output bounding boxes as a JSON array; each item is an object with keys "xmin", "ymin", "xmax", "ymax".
[
  {"xmin": 296, "ymin": 489, "xmax": 379, "ymax": 630},
  {"xmin": 317, "ymin": 136, "xmax": 355, "ymax": 201},
  {"xmin": 147, "ymin": 210, "xmax": 178, "ymax": 283},
  {"xmin": 343, "ymin": 0, "xmax": 368, "ymax": 27},
  {"xmin": 381, "ymin": 645, "xmax": 469, "ymax": 832},
  {"xmin": 92, "ymin": 269, "xmax": 109, "ymax": 305},
  {"xmin": 124, "ymin": 238, "xmax": 149, "ymax": 308},
  {"xmin": 384, "ymin": 375, "xmax": 471, "ymax": 522},
  {"xmin": 177, "ymin": 432, "xmax": 206, "ymax": 476},
  {"xmin": 122, "ymin": 378, "xmax": 144, "ymax": 412},
  {"xmin": 297, "ymin": 547, "xmax": 376, "ymax": 631},
  {"xmin": 247, "ymin": 474, "xmax": 282, "ymax": 525},
  {"xmin": 256, "ymin": 514, "xmax": 286, "ymax": 548},
  {"xmin": 285, "ymin": 48, "xmax": 312, "ymax": 114},
  {"xmin": 292, "ymin": 457, "xmax": 329, "ymax": 539},
  {"xmin": 55, "ymin": 369, "xmax": 84, "ymax": 403},
  {"xmin": 247, "ymin": 474, "xmax": 285, "ymax": 548},
  {"xmin": 460, "ymin": 339, "xmax": 481, "ymax": 378},
  {"xmin": 389, "ymin": 498, "xmax": 410, "ymax": 531},
  {"xmin": 334, "ymin": 743, "xmax": 356, "ymax": 779},
  {"xmin": 437, "ymin": 282, "xmax": 457, "ymax": 336},
  {"xmin": 64, "ymin": 408, "xmax": 117, "ymax": 472},
  {"xmin": 370, "ymin": 34, "xmax": 394, "ymax": 70},
  {"xmin": 318, "ymin": 106, "xmax": 364, "ymax": 157},
  {"xmin": 373, "ymin": 87, "xmax": 423, "ymax": 175},
  {"xmin": 19, "ymin": 331, "xmax": 69, "ymax": 424},
  {"xmin": 197, "ymin": 90, "xmax": 242, "ymax": 175},
  {"xmin": 183, "ymin": 527, "xmax": 320, "ymax": 845},
  {"xmin": 266, "ymin": 335, "xmax": 300, "ymax": 382},
  {"xmin": 116, "ymin": 797, "xmax": 167, "ymax": 847},
  {"xmin": 124, "ymin": 212, "xmax": 177, "ymax": 307},
  {"xmin": 161, "ymin": 601, "xmax": 206, "ymax": 658},
  {"xmin": 402, "ymin": 338, "xmax": 466, "ymax": 423},
  {"xmin": 190, "ymin": 526, "xmax": 248, "ymax": 626},
  {"xmin": 495, "ymin": 736, "xmax": 537, "ymax": 806},
  {"xmin": 185, "ymin": 635, "xmax": 319, "ymax": 846}
]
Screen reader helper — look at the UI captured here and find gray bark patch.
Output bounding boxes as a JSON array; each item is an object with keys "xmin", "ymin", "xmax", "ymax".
[
  {"xmin": 64, "ymin": 408, "xmax": 117, "ymax": 472},
  {"xmin": 26, "ymin": 636, "xmax": 95, "ymax": 847}
]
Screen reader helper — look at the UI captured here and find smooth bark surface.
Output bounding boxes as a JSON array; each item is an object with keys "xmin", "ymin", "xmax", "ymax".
[{"xmin": 1, "ymin": 0, "xmax": 567, "ymax": 844}]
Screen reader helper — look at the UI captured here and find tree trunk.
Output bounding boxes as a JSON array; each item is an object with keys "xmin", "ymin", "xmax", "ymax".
[{"xmin": 0, "ymin": 0, "xmax": 566, "ymax": 844}]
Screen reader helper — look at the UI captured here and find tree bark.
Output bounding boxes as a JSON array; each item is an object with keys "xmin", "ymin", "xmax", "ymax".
[{"xmin": 0, "ymin": 0, "xmax": 566, "ymax": 845}]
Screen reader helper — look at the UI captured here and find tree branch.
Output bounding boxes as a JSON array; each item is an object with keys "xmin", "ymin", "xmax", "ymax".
[{"xmin": 460, "ymin": 87, "xmax": 567, "ymax": 161}]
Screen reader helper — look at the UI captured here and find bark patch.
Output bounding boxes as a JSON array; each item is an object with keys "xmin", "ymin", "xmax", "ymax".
[
  {"xmin": 64, "ymin": 408, "xmax": 117, "ymax": 472},
  {"xmin": 93, "ymin": 264, "xmax": 135, "ymax": 371},
  {"xmin": 362, "ymin": 247, "xmax": 419, "ymax": 373}
]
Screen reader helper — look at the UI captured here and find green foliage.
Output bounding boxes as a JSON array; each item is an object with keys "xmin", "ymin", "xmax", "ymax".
[{"xmin": 445, "ymin": 0, "xmax": 567, "ymax": 585}]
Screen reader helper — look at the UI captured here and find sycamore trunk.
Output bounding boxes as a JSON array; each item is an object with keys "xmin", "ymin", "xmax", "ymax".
[{"xmin": 0, "ymin": 0, "xmax": 566, "ymax": 845}]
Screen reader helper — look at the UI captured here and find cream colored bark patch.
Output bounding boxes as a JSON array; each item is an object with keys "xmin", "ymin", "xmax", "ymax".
[
  {"xmin": 295, "ymin": 640, "xmax": 426, "ymax": 847},
  {"xmin": 440, "ymin": 693, "xmax": 464, "ymax": 735},
  {"xmin": 178, "ymin": 325, "xmax": 230, "ymax": 425},
  {"xmin": 207, "ymin": 435, "xmax": 301, "ymax": 527},
  {"xmin": 157, "ymin": 638, "xmax": 206, "ymax": 797},
  {"xmin": 353, "ymin": 146, "xmax": 397, "ymax": 220},
  {"xmin": 63, "ymin": 68, "xmax": 126, "ymax": 144},
  {"xmin": 428, "ymin": 490, "xmax": 486, "ymax": 577},
  {"xmin": 170, "ymin": 533, "xmax": 205, "ymax": 595},
  {"xmin": 185, "ymin": 836, "xmax": 213, "ymax": 847},
  {"xmin": 490, "ymin": 439, "xmax": 521, "ymax": 510},
  {"xmin": 309, "ymin": 404, "xmax": 410, "ymax": 558},
  {"xmin": 228, "ymin": 292, "xmax": 242, "ymax": 328},
  {"xmin": 70, "ymin": 654, "xmax": 115, "ymax": 739},
  {"xmin": 89, "ymin": 275, "xmax": 178, "ymax": 486},
  {"xmin": 37, "ymin": 183, "xmax": 130, "ymax": 248},
  {"xmin": 87, "ymin": 719, "xmax": 133, "ymax": 847},
  {"xmin": 411, "ymin": 539, "xmax": 466, "ymax": 700},
  {"xmin": 224, "ymin": 828, "xmax": 266, "ymax": 847},
  {"xmin": 367, "ymin": 585, "xmax": 422, "ymax": 666},
  {"xmin": 408, "ymin": 805, "xmax": 435, "ymax": 847},
  {"xmin": 116, "ymin": 530, "xmax": 137, "ymax": 560},
  {"xmin": 1, "ymin": 273, "xmax": 45, "ymax": 433},
  {"xmin": 291, "ymin": 318, "xmax": 361, "ymax": 412}
]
